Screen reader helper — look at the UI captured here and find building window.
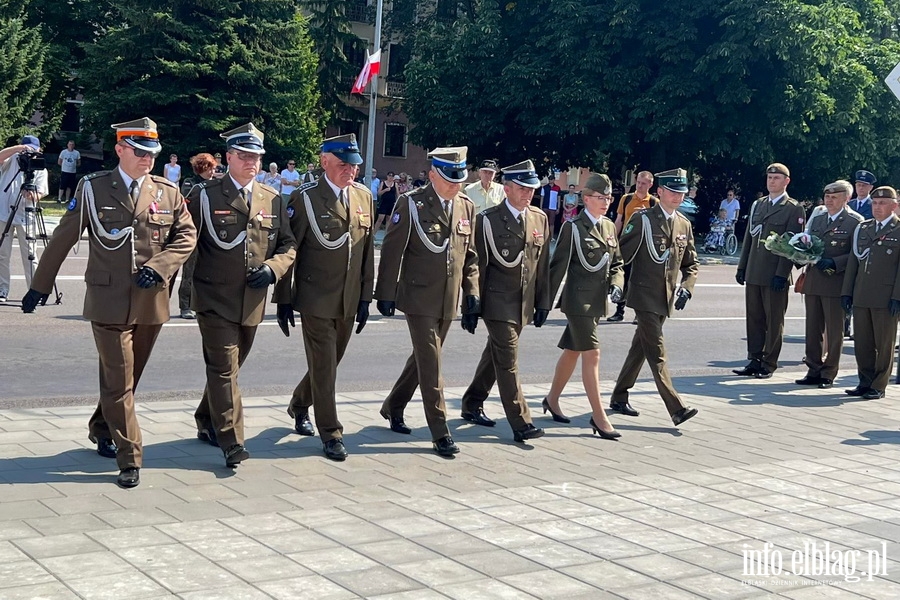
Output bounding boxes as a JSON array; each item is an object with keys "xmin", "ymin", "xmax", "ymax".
[
  {"xmin": 384, "ymin": 123, "xmax": 407, "ymax": 158},
  {"xmin": 347, "ymin": 0, "xmax": 369, "ymax": 22},
  {"xmin": 387, "ymin": 43, "xmax": 409, "ymax": 82},
  {"xmin": 337, "ymin": 120, "xmax": 363, "ymax": 142},
  {"xmin": 61, "ymin": 100, "xmax": 82, "ymax": 133}
]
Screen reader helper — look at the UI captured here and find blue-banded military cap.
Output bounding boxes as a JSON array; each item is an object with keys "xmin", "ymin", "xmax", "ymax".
[
  {"xmin": 501, "ymin": 160, "xmax": 540, "ymax": 188},
  {"xmin": 112, "ymin": 117, "xmax": 161, "ymax": 154},
  {"xmin": 222, "ymin": 123, "xmax": 265, "ymax": 155},
  {"xmin": 655, "ymin": 168, "xmax": 689, "ymax": 193},
  {"xmin": 428, "ymin": 146, "xmax": 468, "ymax": 183},
  {"xmin": 855, "ymin": 170, "xmax": 876, "ymax": 185},
  {"xmin": 321, "ymin": 134, "xmax": 362, "ymax": 165}
]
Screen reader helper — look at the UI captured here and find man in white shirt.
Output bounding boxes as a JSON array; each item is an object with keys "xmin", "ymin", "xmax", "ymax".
[
  {"xmin": 280, "ymin": 159, "xmax": 300, "ymax": 202},
  {"xmin": 57, "ymin": 140, "xmax": 81, "ymax": 203},
  {"xmin": 463, "ymin": 160, "xmax": 504, "ymax": 213},
  {"xmin": 369, "ymin": 167, "xmax": 381, "ymax": 197},
  {"xmin": 719, "ymin": 189, "xmax": 740, "ymax": 222}
]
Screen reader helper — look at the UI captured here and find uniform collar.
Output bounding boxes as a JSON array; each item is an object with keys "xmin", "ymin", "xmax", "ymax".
[
  {"xmin": 117, "ymin": 167, "xmax": 146, "ymax": 191},
  {"xmin": 768, "ymin": 192, "xmax": 786, "ymax": 205},
  {"xmin": 323, "ymin": 173, "xmax": 348, "ymax": 200},
  {"xmin": 659, "ymin": 206, "xmax": 675, "ymax": 220},
  {"xmin": 583, "ymin": 209, "xmax": 601, "ymax": 225},
  {"xmin": 228, "ymin": 174, "xmax": 254, "ymax": 196},
  {"xmin": 504, "ymin": 199, "xmax": 525, "ymax": 220}
]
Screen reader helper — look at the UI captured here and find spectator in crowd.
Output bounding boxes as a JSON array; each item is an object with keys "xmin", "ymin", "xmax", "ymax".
[
  {"xmin": 212, "ymin": 153, "xmax": 225, "ymax": 179},
  {"xmin": 163, "ymin": 154, "xmax": 181, "ymax": 185},
  {"xmin": 302, "ymin": 162, "xmax": 317, "ymax": 184},
  {"xmin": 258, "ymin": 162, "xmax": 281, "ymax": 191},
  {"xmin": 562, "ymin": 184, "xmax": 580, "ymax": 222},
  {"xmin": 369, "ymin": 168, "xmax": 380, "ymax": 197},
  {"xmin": 719, "ymin": 189, "xmax": 740, "ymax": 222},
  {"xmin": 373, "ymin": 172, "xmax": 398, "ymax": 232},
  {"xmin": 464, "ymin": 160, "xmax": 504, "ymax": 213},
  {"xmin": 849, "ymin": 170, "xmax": 875, "ymax": 220},
  {"xmin": 397, "ymin": 172, "xmax": 412, "ymax": 195},
  {"xmin": 541, "ymin": 177, "xmax": 561, "ymax": 239},
  {"xmin": 280, "ymin": 159, "xmax": 300, "ymax": 202},
  {"xmin": 413, "ymin": 170, "xmax": 427, "ymax": 187},
  {"xmin": 57, "ymin": 140, "xmax": 81, "ymax": 204}
]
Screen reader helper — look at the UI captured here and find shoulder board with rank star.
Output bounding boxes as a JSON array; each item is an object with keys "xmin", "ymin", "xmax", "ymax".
[
  {"xmin": 83, "ymin": 171, "xmax": 110, "ymax": 181},
  {"xmin": 297, "ymin": 180, "xmax": 317, "ymax": 193}
]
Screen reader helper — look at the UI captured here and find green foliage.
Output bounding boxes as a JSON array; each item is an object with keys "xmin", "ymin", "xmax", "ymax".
[
  {"xmin": 77, "ymin": 0, "xmax": 323, "ymax": 167},
  {"xmin": 0, "ymin": 0, "xmax": 50, "ymax": 143}
]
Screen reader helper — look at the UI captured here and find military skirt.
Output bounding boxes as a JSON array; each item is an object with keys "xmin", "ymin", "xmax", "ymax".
[{"xmin": 557, "ymin": 314, "xmax": 601, "ymax": 351}]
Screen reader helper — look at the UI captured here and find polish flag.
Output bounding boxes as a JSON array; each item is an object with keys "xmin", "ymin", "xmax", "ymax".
[{"xmin": 351, "ymin": 49, "xmax": 381, "ymax": 95}]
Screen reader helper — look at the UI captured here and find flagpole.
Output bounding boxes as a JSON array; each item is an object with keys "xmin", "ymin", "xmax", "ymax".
[{"xmin": 365, "ymin": 0, "xmax": 383, "ymax": 186}]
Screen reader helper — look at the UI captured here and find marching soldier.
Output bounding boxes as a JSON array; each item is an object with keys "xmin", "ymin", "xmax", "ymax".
[
  {"xmin": 795, "ymin": 180, "xmax": 862, "ymax": 389},
  {"xmin": 459, "ymin": 159, "xmax": 551, "ymax": 443},
  {"xmin": 734, "ymin": 163, "xmax": 805, "ymax": 379},
  {"xmin": 609, "ymin": 169, "xmax": 699, "ymax": 426},
  {"xmin": 274, "ymin": 134, "xmax": 375, "ymax": 461},
  {"xmin": 188, "ymin": 124, "xmax": 296, "ymax": 467},
  {"xmin": 375, "ymin": 147, "xmax": 480, "ymax": 456},
  {"xmin": 22, "ymin": 118, "xmax": 196, "ymax": 487},
  {"xmin": 841, "ymin": 186, "xmax": 900, "ymax": 400}
]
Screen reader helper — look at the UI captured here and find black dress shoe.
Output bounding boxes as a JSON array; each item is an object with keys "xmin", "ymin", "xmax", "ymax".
[
  {"xmin": 606, "ymin": 312, "xmax": 624, "ymax": 322},
  {"xmin": 609, "ymin": 401, "xmax": 639, "ymax": 417},
  {"xmin": 589, "ymin": 418, "xmax": 621, "ymax": 440},
  {"xmin": 433, "ymin": 436, "xmax": 460, "ymax": 456},
  {"xmin": 863, "ymin": 389, "xmax": 885, "ymax": 400},
  {"xmin": 461, "ymin": 408, "xmax": 495, "ymax": 427},
  {"xmin": 224, "ymin": 443, "xmax": 250, "ymax": 467},
  {"xmin": 513, "ymin": 424, "xmax": 545, "ymax": 443},
  {"xmin": 795, "ymin": 375, "xmax": 822, "ymax": 385},
  {"xmin": 323, "ymin": 439, "xmax": 348, "ymax": 461},
  {"xmin": 294, "ymin": 412, "xmax": 315, "ymax": 436},
  {"xmin": 845, "ymin": 386, "xmax": 870, "ymax": 397},
  {"xmin": 732, "ymin": 363, "xmax": 760, "ymax": 376},
  {"xmin": 672, "ymin": 407, "xmax": 699, "ymax": 426},
  {"xmin": 117, "ymin": 467, "xmax": 140, "ymax": 488},
  {"xmin": 196, "ymin": 427, "xmax": 219, "ymax": 447},
  {"xmin": 542, "ymin": 398, "xmax": 571, "ymax": 424},
  {"xmin": 754, "ymin": 369, "xmax": 773, "ymax": 379},
  {"xmin": 93, "ymin": 437, "xmax": 117, "ymax": 458},
  {"xmin": 818, "ymin": 379, "xmax": 833, "ymax": 389},
  {"xmin": 380, "ymin": 409, "xmax": 411, "ymax": 434}
]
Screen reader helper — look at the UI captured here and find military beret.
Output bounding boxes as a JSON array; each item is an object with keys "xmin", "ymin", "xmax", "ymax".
[
  {"xmin": 428, "ymin": 146, "xmax": 468, "ymax": 183},
  {"xmin": 766, "ymin": 163, "xmax": 790, "ymax": 177},
  {"xmin": 655, "ymin": 168, "xmax": 689, "ymax": 193},
  {"xmin": 871, "ymin": 186, "xmax": 897, "ymax": 200},
  {"xmin": 582, "ymin": 173, "xmax": 612, "ymax": 195},
  {"xmin": 855, "ymin": 170, "xmax": 876, "ymax": 185},
  {"xmin": 823, "ymin": 180, "xmax": 853, "ymax": 195}
]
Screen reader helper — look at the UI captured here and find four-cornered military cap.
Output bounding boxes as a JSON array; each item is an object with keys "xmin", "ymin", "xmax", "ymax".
[
  {"xmin": 766, "ymin": 163, "xmax": 790, "ymax": 177},
  {"xmin": 655, "ymin": 168, "xmax": 690, "ymax": 194},
  {"xmin": 478, "ymin": 159, "xmax": 499, "ymax": 172},
  {"xmin": 112, "ymin": 117, "xmax": 161, "ymax": 154},
  {"xmin": 582, "ymin": 173, "xmax": 612, "ymax": 195},
  {"xmin": 871, "ymin": 186, "xmax": 898, "ymax": 200},
  {"xmin": 221, "ymin": 122, "xmax": 265, "ymax": 155},
  {"xmin": 501, "ymin": 160, "xmax": 541, "ymax": 188},
  {"xmin": 428, "ymin": 146, "xmax": 468, "ymax": 183},
  {"xmin": 321, "ymin": 134, "xmax": 363, "ymax": 165},
  {"xmin": 855, "ymin": 170, "xmax": 876, "ymax": 185},
  {"xmin": 823, "ymin": 180, "xmax": 853, "ymax": 195}
]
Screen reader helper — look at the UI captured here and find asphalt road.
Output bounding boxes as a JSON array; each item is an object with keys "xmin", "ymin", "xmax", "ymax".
[{"xmin": 0, "ymin": 240, "xmax": 811, "ymax": 408}]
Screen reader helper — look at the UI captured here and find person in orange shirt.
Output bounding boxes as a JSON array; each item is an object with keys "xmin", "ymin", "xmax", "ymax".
[{"xmin": 609, "ymin": 170, "xmax": 657, "ymax": 322}]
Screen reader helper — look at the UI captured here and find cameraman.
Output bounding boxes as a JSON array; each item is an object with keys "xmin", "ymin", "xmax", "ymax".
[{"xmin": 0, "ymin": 136, "xmax": 48, "ymax": 303}]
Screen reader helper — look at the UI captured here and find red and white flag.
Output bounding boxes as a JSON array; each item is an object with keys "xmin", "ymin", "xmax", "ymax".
[{"xmin": 351, "ymin": 49, "xmax": 381, "ymax": 95}]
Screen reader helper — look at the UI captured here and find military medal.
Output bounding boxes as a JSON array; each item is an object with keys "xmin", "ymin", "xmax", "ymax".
[
  {"xmin": 214, "ymin": 210, "xmax": 231, "ymax": 215},
  {"xmin": 660, "ymin": 244, "xmax": 666, "ymax": 252},
  {"xmin": 149, "ymin": 201, "xmax": 159, "ymax": 214},
  {"xmin": 416, "ymin": 201, "xmax": 424, "ymax": 209},
  {"xmin": 219, "ymin": 230, "xmax": 228, "ymax": 239},
  {"xmin": 152, "ymin": 229, "xmax": 160, "ymax": 242}
]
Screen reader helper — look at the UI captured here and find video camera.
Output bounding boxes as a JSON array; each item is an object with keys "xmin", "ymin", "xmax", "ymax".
[{"xmin": 16, "ymin": 150, "xmax": 45, "ymax": 192}]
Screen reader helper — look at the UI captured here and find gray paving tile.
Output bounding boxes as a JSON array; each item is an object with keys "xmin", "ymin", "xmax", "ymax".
[
  {"xmin": 65, "ymin": 571, "xmax": 169, "ymax": 600},
  {"xmin": 287, "ymin": 546, "xmax": 379, "ymax": 574},
  {"xmin": 13, "ymin": 532, "xmax": 104, "ymax": 559},
  {"xmin": 39, "ymin": 550, "xmax": 133, "ymax": 579},
  {"xmin": 501, "ymin": 569, "xmax": 600, "ymax": 599},
  {"xmin": 222, "ymin": 555, "xmax": 311, "ymax": 583},
  {"xmin": 0, "ymin": 582, "xmax": 81, "ymax": 600},
  {"xmin": 0, "ymin": 559, "xmax": 55, "ymax": 588},
  {"xmin": 326, "ymin": 566, "xmax": 422, "ymax": 596},
  {"xmin": 179, "ymin": 584, "xmax": 274, "ymax": 600},
  {"xmin": 145, "ymin": 562, "xmax": 243, "ymax": 593},
  {"xmin": 393, "ymin": 557, "xmax": 484, "ymax": 587}
]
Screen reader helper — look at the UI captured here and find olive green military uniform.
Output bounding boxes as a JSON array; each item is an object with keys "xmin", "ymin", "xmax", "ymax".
[
  {"xmin": 802, "ymin": 207, "xmax": 862, "ymax": 381},
  {"xmin": 610, "ymin": 204, "xmax": 698, "ymax": 416},
  {"xmin": 548, "ymin": 211, "xmax": 624, "ymax": 350},
  {"xmin": 842, "ymin": 214, "xmax": 900, "ymax": 394},
  {"xmin": 461, "ymin": 203, "xmax": 551, "ymax": 429},
  {"xmin": 375, "ymin": 185, "xmax": 479, "ymax": 440},
  {"xmin": 273, "ymin": 177, "xmax": 375, "ymax": 442},
  {"xmin": 188, "ymin": 176, "xmax": 296, "ymax": 450},
  {"xmin": 737, "ymin": 193, "xmax": 806, "ymax": 372},
  {"xmin": 31, "ymin": 170, "xmax": 196, "ymax": 469}
]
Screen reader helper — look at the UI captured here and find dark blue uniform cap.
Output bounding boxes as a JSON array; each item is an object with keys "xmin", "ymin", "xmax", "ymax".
[
  {"xmin": 855, "ymin": 170, "xmax": 876, "ymax": 185},
  {"xmin": 321, "ymin": 134, "xmax": 363, "ymax": 165}
]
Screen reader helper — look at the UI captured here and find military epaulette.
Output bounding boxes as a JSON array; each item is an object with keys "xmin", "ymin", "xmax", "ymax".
[
  {"xmin": 673, "ymin": 211, "xmax": 689, "ymax": 223},
  {"xmin": 150, "ymin": 174, "xmax": 178, "ymax": 189},
  {"xmin": 297, "ymin": 180, "xmax": 317, "ymax": 193},
  {"xmin": 350, "ymin": 181, "xmax": 370, "ymax": 193},
  {"xmin": 457, "ymin": 191, "xmax": 471, "ymax": 201},
  {"xmin": 83, "ymin": 171, "xmax": 110, "ymax": 181},
  {"xmin": 256, "ymin": 181, "xmax": 279, "ymax": 197},
  {"xmin": 406, "ymin": 186, "xmax": 427, "ymax": 197},
  {"xmin": 481, "ymin": 203, "xmax": 503, "ymax": 216}
]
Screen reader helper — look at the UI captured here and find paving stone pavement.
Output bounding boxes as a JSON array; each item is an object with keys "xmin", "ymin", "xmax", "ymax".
[{"xmin": 1, "ymin": 370, "xmax": 900, "ymax": 599}]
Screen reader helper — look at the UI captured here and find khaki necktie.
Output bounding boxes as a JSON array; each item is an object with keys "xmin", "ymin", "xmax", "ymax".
[
  {"xmin": 443, "ymin": 200, "xmax": 451, "ymax": 219},
  {"xmin": 129, "ymin": 180, "xmax": 140, "ymax": 207},
  {"xmin": 240, "ymin": 188, "xmax": 250, "ymax": 211}
]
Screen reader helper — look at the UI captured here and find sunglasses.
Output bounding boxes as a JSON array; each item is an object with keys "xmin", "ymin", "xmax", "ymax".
[
  {"xmin": 288, "ymin": 162, "xmax": 296, "ymax": 166},
  {"xmin": 132, "ymin": 147, "xmax": 160, "ymax": 158}
]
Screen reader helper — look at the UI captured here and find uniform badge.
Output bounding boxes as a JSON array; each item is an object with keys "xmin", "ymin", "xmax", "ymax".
[
  {"xmin": 392, "ymin": 213, "xmax": 401, "ymax": 224},
  {"xmin": 415, "ymin": 201, "xmax": 424, "ymax": 209},
  {"xmin": 831, "ymin": 240, "xmax": 838, "ymax": 246},
  {"xmin": 623, "ymin": 223, "xmax": 633, "ymax": 234},
  {"xmin": 219, "ymin": 230, "xmax": 228, "ymax": 240},
  {"xmin": 268, "ymin": 232, "xmax": 276, "ymax": 240},
  {"xmin": 110, "ymin": 228, "xmax": 119, "ymax": 235},
  {"xmin": 152, "ymin": 229, "xmax": 160, "ymax": 242},
  {"xmin": 588, "ymin": 252, "xmax": 594, "ymax": 258},
  {"xmin": 460, "ymin": 219, "xmax": 470, "ymax": 226},
  {"xmin": 324, "ymin": 232, "xmax": 331, "ymax": 240},
  {"xmin": 97, "ymin": 211, "xmax": 104, "ymax": 219},
  {"xmin": 286, "ymin": 206, "xmax": 295, "ymax": 218},
  {"xmin": 798, "ymin": 217, "xmax": 804, "ymax": 224},
  {"xmin": 501, "ymin": 248, "xmax": 509, "ymax": 257},
  {"xmin": 149, "ymin": 201, "xmax": 159, "ymax": 214},
  {"xmin": 66, "ymin": 198, "xmax": 77, "ymax": 211},
  {"xmin": 889, "ymin": 249, "xmax": 894, "ymax": 255}
]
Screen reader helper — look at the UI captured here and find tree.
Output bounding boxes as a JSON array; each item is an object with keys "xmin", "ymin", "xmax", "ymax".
[
  {"xmin": 78, "ymin": 0, "xmax": 323, "ymax": 166},
  {"xmin": 0, "ymin": 0, "xmax": 50, "ymax": 143}
]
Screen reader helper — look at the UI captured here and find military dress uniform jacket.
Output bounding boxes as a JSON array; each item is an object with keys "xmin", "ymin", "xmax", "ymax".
[
  {"xmin": 841, "ymin": 215, "xmax": 900, "ymax": 308},
  {"xmin": 803, "ymin": 208, "xmax": 862, "ymax": 298},
  {"xmin": 620, "ymin": 205, "xmax": 698, "ymax": 317},
  {"xmin": 32, "ymin": 170, "xmax": 196, "ymax": 324},
  {"xmin": 274, "ymin": 179, "xmax": 375, "ymax": 319},
  {"xmin": 187, "ymin": 177, "xmax": 296, "ymax": 326},
  {"xmin": 374, "ymin": 185, "xmax": 479, "ymax": 319},
  {"xmin": 738, "ymin": 195, "xmax": 806, "ymax": 285},
  {"xmin": 475, "ymin": 204, "xmax": 551, "ymax": 326},
  {"xmin": 549, "ymin": 212, "xmax": 624, "ymax": 317}
]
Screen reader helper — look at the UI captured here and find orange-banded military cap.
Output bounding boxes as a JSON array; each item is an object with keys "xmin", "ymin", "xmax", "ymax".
[{"xmin": 112, "ymin": 117, "xmax": 161, "ymax": 153}]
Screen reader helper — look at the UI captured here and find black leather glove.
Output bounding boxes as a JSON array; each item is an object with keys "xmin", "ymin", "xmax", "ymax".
[
  {"xmin": 674, "ymin": 288, "xmax": 691, "ymax": 311},
  {"xmin": 891, "ymin": 299, "xmax": 900, "ymax": 318},
  {"xmin": 735, "ymin": 269, "xmax": 745, "ymax": 286},
  {"xmin": 463, "ymin": 295, "xmax": 480, "ymax": 315},
  {"xmin": 533, "ymin": 308, "xmax": 549, "ymax": 328},
  {"xmin": 771, "ymin": 276, "xmax": 787, "ymax": 292},
  {"xmin": 355, "ymin": 301, "xmax": 370, "ymax": 334},
  {"xmin": 246, "ymin": 264, "xmax": 275, "ymax": 289},
  {"xmin": 276, "ymin": 303, "xmax": 295, "ymax": 337},
  {"xmin": 376, "ymin": 300, "xmax": 395, "ymax": 317},
  {"xmin": 135, "ymin": 266, "xmax": 163, "ymax": 289},
  {"xmin": 841, "ymin": 296, "xmax": 853, "ymax": 313},
  {"xmin": 461, "ymin": 313, "xmax": 478, "ymax": 334},
  {"xmin": 21, "ymin": 289, "xmax": 48, "ymax": 313},
  {"xmin": 815, "ymin": 258, "xmax": 836, "ymax": 273},
  {"xmin": 609, "ymin": 285, "xmax": 623, "ymax": 304}
]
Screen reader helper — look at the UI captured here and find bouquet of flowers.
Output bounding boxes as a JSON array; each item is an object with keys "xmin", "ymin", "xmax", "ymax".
[{"xmin": 763, "ymin": 231, "xmax": 824, "ymax": 265}]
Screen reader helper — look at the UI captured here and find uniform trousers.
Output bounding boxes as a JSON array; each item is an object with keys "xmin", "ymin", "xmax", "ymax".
[
  {"xmin": 460, "ymin": 319, "xmax": 532, "ymax": 431},
  {"xmin": 0, "ymin": 221, "xmax": 35, "ymax": 294},
  {"xmin": 852, "ymin": 306, "xmax": 898, "ymax": 393},
  {"xmin": 177, "ymin": 249, "xmax": 197, "ymax": 310},
  {"xmin": 88, "ymin": 322, "xmax": 162, "ymax": 469},
  {"xmin": 193, "ymin": 312, "xmax": 257, "ymax": 449},
  {"xmin": 288, "ymin": 314, "xmax": 353, "ymax": 442},
  {"xmin": 610, "ymin": 310, "xmax": 686, "ymax": 417},
  {"xmin": 803, "ymin": 294, "xmax": 845, "ymax": 381},
  {"xmin": 381, "ymin": 315, "xmax": 452, "ymax": 441},
  {"xmin": 745, "ymin": 283, "xmax": 789, "ymax": 371}
]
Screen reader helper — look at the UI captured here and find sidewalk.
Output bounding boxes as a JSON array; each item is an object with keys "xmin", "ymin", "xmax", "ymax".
[{"xmin": 1, "ymin": 371, "xmax": 899, "ymax": 599}]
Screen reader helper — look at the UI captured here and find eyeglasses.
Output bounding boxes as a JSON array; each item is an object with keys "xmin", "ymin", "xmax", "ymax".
[
  {"xmin": 230, "ymin": 151, "xmax": 260, "ymax": 162},
  {"xmin": 583, "ymin": 193, "xmax": 611, "ymax": 200},
  {"xmin": 288, "ymin": 162, "xmax": 295, "ymax": 166}
]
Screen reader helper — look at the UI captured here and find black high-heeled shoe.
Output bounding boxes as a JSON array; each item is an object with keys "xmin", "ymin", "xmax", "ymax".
[
  {"xmin": 542, "ymin": 398, "xmax": 571, "ymax": 423},
  {"xmin": 590, "ymin": 417, "xmax": 621, "ymax": 440}
]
